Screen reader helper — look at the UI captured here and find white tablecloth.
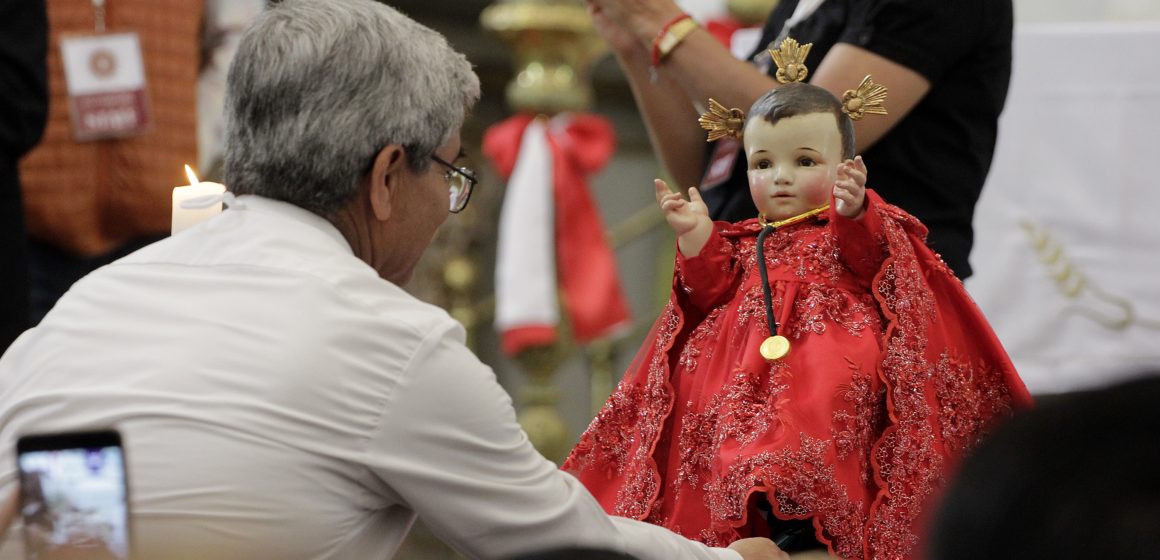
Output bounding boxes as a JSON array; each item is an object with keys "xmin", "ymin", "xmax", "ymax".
[{"xmin": 966, "ymin": 22, "xmax": 1160, "ymax": 394}]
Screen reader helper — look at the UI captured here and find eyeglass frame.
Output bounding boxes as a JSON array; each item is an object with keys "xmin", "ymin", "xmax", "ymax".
[{"xmin": 430, "ymin": 154, "xmax": 477, "ymax": 213}]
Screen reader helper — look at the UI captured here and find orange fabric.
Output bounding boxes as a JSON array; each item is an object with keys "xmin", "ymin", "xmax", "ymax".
[{"xmin": 19, "ymin": 0, "xmax": 203, "ymax": 257}]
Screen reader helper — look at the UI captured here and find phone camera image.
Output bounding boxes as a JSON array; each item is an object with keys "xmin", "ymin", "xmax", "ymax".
[{"xmin": 17, "ymin": 431, "xmax": 129, "ymax": 560}]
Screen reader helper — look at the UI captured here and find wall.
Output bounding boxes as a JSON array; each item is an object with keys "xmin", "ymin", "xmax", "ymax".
[{"xmin": 1016, "ymin": 0, "xmax": 1160, "ymax": 22}]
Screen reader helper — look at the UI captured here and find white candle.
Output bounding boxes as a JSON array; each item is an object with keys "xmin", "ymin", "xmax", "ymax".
[{"xmin": 171, "ymin": 164, "xmax": 226, "ymax": 235}]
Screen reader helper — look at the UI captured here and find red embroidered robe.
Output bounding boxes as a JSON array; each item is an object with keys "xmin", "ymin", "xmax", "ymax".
[{"xmin": 563, "ymin": 191, "xmax": 1032, "ymax": 559}]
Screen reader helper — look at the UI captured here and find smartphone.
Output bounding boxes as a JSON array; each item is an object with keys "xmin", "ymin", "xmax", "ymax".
[{"xmin": 15, "ymin": 430, "xmax": 131, "ymax": 560}]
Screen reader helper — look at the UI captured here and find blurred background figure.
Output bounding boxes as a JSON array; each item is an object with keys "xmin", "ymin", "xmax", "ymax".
[
  {"xmin": 927, "ymin": 372, "xmax": 1160, "ymax": 560},
  {"xmin": 18, "ymin": 0, "xmax": 261, "ymax": 325},
  {"xmin": 0, "ymin": 0, "xmax": 49, "ymax": 353},
  {"xmin": 197, "ymin": 0, "xmax": 266, "ymax": 180}
]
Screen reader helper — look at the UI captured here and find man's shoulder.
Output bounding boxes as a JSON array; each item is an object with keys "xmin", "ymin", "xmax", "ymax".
[{"xmin": 102, "ymin": 212, "xmax": 462, "ymax": 342}]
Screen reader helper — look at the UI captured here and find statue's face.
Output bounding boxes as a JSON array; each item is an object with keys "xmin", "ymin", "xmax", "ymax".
[{"xmin": 744, "ymin": 113, "xmax": 842, "ymax": 221}]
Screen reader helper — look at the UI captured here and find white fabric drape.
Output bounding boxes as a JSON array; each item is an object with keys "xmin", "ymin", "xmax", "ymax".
[
  {"xmin": 966, "ymin": 22, "xmax": 1160, "ymax": 393},
  {"xmin": 494, "ymin": 119, "xmax": 560, "ymax": 335}
]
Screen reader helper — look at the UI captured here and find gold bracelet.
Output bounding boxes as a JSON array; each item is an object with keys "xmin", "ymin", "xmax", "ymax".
[{"xmin": 651, "ymin": 16, "xmax": 698, "ymax": 67}]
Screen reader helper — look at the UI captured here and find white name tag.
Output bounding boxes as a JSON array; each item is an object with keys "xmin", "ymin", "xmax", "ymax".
[{"xmin": 60, "ymin": 32, "xmax": 151, "ymax": 141}]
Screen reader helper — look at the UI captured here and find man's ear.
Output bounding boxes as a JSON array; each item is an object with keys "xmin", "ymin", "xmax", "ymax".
[{"xmin": 368, "ymin": 144, "xmax": 407, "ymax": 222}]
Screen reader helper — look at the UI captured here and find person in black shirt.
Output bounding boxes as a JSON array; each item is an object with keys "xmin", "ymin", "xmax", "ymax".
[
  {"xmin": 0, "ymin": 0, "xmax": 49, "ymax": 351},
  {"xmin": 584, "ymin": 0, "xmax": 1013, "ymax": 279}
]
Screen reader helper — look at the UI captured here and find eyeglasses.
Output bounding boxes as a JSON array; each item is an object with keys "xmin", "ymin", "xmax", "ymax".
[{"xmin": 430, "ymin": 154, "xmax": 477, "ymax": 213}]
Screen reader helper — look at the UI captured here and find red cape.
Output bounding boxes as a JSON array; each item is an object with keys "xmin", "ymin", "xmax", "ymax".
[{"xmin": 564, "ymin": 191, "xmax": 1032, "ymax": 558}]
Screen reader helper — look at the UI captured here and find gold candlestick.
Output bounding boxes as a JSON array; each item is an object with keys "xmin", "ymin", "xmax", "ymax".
[
  {"xmin": 481, "ymin": 0, "xmax": 606, "ymax": 114},
  {"xmin": 482, "ymin": 0, "xmax": 608, "ymax": 461}
]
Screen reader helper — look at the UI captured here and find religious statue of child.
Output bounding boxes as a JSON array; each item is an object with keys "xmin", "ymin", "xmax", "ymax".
[{"xmin": 564, "ymin": 39, "xmax": 1033, "ymax": 560}]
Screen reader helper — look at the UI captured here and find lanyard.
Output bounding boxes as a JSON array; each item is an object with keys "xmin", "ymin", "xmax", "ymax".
[
  {"xmin": 92, "ymin": 0, "xmax": 107, "ymax": 33},
  {"xmin": 753, "ymin": 204, "xmax": 830, "ymax": 361}
]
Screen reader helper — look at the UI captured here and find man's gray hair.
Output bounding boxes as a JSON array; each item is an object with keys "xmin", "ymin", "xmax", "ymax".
[{"xmin": 223, "ymin": 0, "xmax": 481, "ymax": 216}]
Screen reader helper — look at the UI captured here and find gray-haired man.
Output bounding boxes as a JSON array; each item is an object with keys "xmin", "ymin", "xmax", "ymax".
[{"xmin": 0, "ymin": 1, "xmax": 785, "ymax": 559}]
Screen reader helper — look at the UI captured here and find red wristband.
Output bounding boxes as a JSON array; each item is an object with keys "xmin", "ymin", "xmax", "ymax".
[{"xmin": 650, "ymin": 13, "xmax": 694, "ymax": 67}]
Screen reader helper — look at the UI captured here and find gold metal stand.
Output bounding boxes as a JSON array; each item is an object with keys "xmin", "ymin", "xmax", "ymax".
[
  {"xmin": 443, "ymin": 257, "xmax": 479, "ymax": 350},
  {"xmin": 481, "ymin": 0, "xmax": 606, "ymax": 114},
  {"xmin": 481, "ymin": 0, "xmax": 607, "ymax": 462}
]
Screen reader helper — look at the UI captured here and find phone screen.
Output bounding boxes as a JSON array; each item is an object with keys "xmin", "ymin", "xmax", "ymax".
[{"xmin": 16, "ymin": 431, "xmax": 130, "ymax": 560}]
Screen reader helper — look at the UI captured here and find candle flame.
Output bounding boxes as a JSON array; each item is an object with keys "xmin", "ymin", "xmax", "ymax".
[{"xmin": 184, "ymin": 164, "xmax": 200, "ymax": 186}]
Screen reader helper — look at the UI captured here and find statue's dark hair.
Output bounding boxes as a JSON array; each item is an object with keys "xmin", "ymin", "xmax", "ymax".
[{"xmin": 746, "ymin": 82, "xmax": 855, "ymax": 160}]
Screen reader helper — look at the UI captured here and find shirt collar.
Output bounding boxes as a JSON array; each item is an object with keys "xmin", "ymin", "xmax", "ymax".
[{"xmin": 230, "ymin": 195, "xmax": 352, "ymax": 253}]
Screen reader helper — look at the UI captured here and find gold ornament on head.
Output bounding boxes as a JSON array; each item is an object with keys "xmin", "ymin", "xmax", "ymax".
[
  {"xmin": 841, "ymin": 75, "xmax": 888, "ymax": 120},
  {"xmin": 770, "ymin": 37, "xmax": 811, "ymax": 84},
  {"xmin": 698, "ymin": 98, "xmax": 746, "ymax": 142},
  {"xmin": 696, "ymin": 40, "xmax": 888, "ymax": 143}
]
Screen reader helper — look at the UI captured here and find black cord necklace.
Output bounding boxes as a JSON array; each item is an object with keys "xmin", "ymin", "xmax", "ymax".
[{"xmin": 754, "ymin": 204, "xmax": 830, "ymax": 361}]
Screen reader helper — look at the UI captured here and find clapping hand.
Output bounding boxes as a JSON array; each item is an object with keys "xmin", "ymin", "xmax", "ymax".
[
  {"xmin": 585, "ymin": 1, "xmax": 641, "ymax": 55},
  {"xmin": 585, "ymin": 0, "xmax": 686, "ymax": 54},
  {"xmin": 833, "ymin": 155, "xmax": 868, "ymax": 219},
  {"xmin": 655, "ymin": 179, "xmax": 708, "ymax": 234}
]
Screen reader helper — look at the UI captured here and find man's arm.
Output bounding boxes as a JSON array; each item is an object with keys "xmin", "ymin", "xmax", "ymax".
[
  {"xmin": 589, "ymin": 1, "xmax": 773, "ymax": 192},
  {"xmin": 369, "ymin": 321, "xmax": 783, "ymax": 560},
  {"xmin": 810, "ymin": 44, "xmax": 930, "ymax": 151}
]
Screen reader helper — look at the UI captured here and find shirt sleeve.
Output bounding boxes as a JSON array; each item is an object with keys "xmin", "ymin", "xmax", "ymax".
[
  {"xmin": 676, "ymin": 225, "xmax": 744, "ymax": 315},
  {"xmin": 368, "ymin": 321, "xmax": 741, "ymax": 560},
  {"xmin": 842, "ymin": 0, "xmax": 984, "ymax": 83}
]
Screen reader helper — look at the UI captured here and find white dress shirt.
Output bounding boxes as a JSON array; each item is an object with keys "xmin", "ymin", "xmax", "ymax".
[{"xmin": 0, "ymin": 196, "xmax": 740, "ymax": 560}]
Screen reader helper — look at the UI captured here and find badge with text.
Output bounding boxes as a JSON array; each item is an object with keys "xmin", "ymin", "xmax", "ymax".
[{"xmin": 60, "ymin": 32, "xmax": 152, "ymax": 141}]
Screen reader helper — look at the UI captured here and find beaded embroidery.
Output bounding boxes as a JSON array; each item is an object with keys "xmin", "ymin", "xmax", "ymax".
[{"xmin": 564, "ymin": 195, "xmax": 1029, "ymax": 559}]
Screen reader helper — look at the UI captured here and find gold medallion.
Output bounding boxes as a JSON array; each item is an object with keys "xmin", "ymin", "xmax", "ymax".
[{"xmin": 760, "ymin": 335, "xmax": 790, "ymax": 361}]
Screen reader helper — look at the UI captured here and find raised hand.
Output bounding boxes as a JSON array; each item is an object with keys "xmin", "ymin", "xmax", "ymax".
[
  {"xmin": 586, "ymin": 0, "xmax": 686, "ymax": 51},
  {"xmin": 586, "ymin": 1, "xmax": 643, "ymax": 55},
  {"xmin": 655, "ymin": 178, "xmax": 712, "ymax": 257},
  {"xmin": 833, "ymin": 155, "xmax": 868, "ymax": 219},
  {"xmin": 656, "ymin": 178, "xmax": 708, "ymax": 233}
]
